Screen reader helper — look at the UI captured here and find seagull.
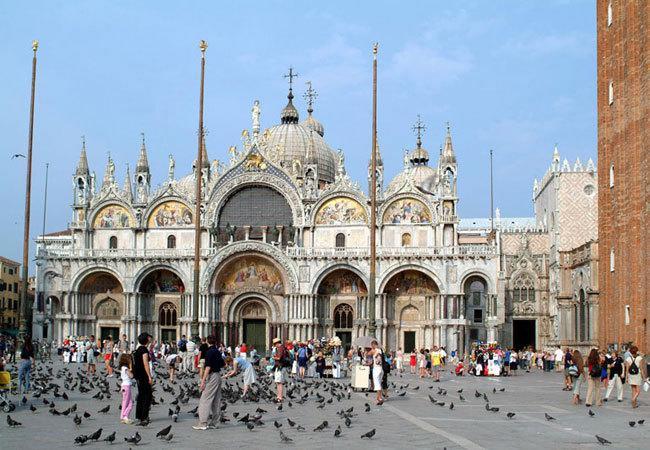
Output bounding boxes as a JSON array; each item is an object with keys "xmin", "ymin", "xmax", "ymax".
[{"xmin": 11, "ymin": 154, "xmax": 26, "ymax": 159}]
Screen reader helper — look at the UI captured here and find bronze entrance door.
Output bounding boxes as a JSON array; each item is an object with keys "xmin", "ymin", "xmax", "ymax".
[
  {"xmin": 160, "ymin": 328, "xmax": 177, "ymax": 344},
  {"xmin": 243, "ymin": 319, "xmax": 266, "ymax": 354},
  {"xmin": 404, "ymin": 331, "xmax": 416, "ymax": 352},
  {"xmin": 100, "ymin": 327, "xmax": 120, "ymax": 342}
]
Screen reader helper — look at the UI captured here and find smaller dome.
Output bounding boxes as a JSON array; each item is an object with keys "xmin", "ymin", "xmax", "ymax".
[
  {"xmin": 280, "ymin": 90, "xmax": 299, "ymax": 124},
  {"xmin": 302, "ymin": 112, "xmax": 324, "ymax": 137},
  {"xmin": 410, "ymin": 147, "xmax": 429, "ymax": 164}
]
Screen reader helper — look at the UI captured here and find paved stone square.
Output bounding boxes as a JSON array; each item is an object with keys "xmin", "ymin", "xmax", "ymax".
[{"xmin": 0, "ymin": 360, "xmax": 648, "ymax": 449}]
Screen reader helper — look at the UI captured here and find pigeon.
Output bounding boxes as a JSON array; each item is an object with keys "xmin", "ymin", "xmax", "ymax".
[
  {"xmin": 246, "ymin": 422, "xmax": 255, "ymax": 431},
  {"xmin": 507, "ymin": 412, "xmax": 516, "ymax": 419},
  {"xmin": 30, "ymin": 404, "xmax": 37, "ymax": 413},
  {"xmin": 74, "ymin": 435, "xmax": 88, "ymax": 445},
  {"xmin": 428, "ymin": 395, "xmax": 437, "ymax": 404},
  {"xmin": 73, "ymin": 414, "xmax": 82, "ymax": 427},
  {"xmin": 449, "ymin": 402, "xmax": 454, "ymax": 410},
  {"xmin": 588, "ymin": 409, "xmax": 595, "ymax": 417},
  {"xmin": 313, "ymin": 420, "xmax": 328, "ymax": 431},
  {"xmin": 361, "ymin": 428, "xmax": 376, "ymax": 439},
  {"xmin": 83, "ymin": 411, "xmax": 91, "ymax": 419},
  {"xmin": 104, "ymin": 431, "xmax": 116, "ymax": 443},
  {"xmin": 238, "ymin": 413, "xmax": 250, "ymax": 423},
  {"xmin": 629, "ymin": 421, "xmax": 636, "ymax": 427},
  {"xmin": 161, "ymin": 434, "xmax": 173, "ymax": 442},
  {"xmin": 595, "ymin": 435, "xmax": 611, "ymax": 445},
  {"xmin": 7, "ymin": 415, "xmax": 22, "ymax": 427},
  {"xmin": 334, "ymin": 425, "xmax": 342, "ymax": 437},
  {"xmin": 287, "ymin": 418, "xmax": 296, "ymax": 427},
  {"xmin": 88, "ymin": 428, "xmax": 103, "ymax": 441},
  {"xmin": 274, "ymin": 420, "xmax": 282, "ymax": 428},
  {"xmin": 545, "ymin": 413, "xmax": 556, "ymax": 421},
  {"xmin": 124, "ymin": 432, "xmax": 142, "ymax": 444},
  {"xmin": 638, "ymin": 420, "xmax": 645, "ymax": 425},
  {"xmin": 279, "ymin": 431, "xmax": 293, "ymax": 443},
  {"xmin": 457, "ymin": 389, "xmax": 463, "ymax": 393},
  {"xmin": 22, "ymin": 396, "xmax": 27, "ymax": 405},
  {"xmin": 345, "ymin": 417, "xmax": 352, "ymax": 428},
  {"xmin": 365, "ymin": 404, "xmax": 371, "ymax": 412},
  {"xmin": 157, "ymin": 425, "xmax": 172, "ymax": 438},
  {"xmin": 98, "ymin": 405, "xmax": 110, "ymax": 414}
]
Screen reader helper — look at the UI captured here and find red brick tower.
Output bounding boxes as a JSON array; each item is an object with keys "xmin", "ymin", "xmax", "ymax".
[{"xmin": 597, "ymin": 1, "xmax": 649, "ymax": 351}]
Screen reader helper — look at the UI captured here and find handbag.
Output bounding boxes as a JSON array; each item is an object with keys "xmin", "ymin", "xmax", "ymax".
[{"xmin": 568, "ymin": 364, "xmax": 579, "ymax": 377}]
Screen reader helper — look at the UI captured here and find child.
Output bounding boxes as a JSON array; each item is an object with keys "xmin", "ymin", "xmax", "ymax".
[{"xmin": 119, "ymin": 353, "xmax": 134, "ymax": 424}]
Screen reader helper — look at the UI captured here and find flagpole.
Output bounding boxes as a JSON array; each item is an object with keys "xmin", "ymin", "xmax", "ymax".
[
  {"xmin": 368, "ymin": 43, "xmax": 378, "ymax": 338},
  {"xmin": 18, "ymin": 40, "xmax": 38, "ymax": 340},
  {"xmin": 192, "ymin": 40, "xmax": 207, "ymax": 341}
]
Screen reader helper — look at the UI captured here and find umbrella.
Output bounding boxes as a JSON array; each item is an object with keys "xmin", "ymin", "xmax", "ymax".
[{"xmin": 353, "ymin": 336, "xmax": 380, "ymax": 348}]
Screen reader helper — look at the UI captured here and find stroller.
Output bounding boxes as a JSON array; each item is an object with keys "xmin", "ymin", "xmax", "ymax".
[{"xmin": 0, "ymin": 370, "xmax": 16, "ymax": 412}]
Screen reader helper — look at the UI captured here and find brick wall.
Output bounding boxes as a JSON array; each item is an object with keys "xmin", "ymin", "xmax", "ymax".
[{"xmin": 597, "ymin": 0, "xmax": 649, "ymax": 351}]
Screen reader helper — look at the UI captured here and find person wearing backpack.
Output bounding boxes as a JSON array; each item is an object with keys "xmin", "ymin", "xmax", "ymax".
[
  {"xmin": 585, "ymin": 349, "xmax": 603, "ymax": 407},
  {"xmin": 271, "ymin": 338, "xmax": 290, "ymax": 402},
  {"xmin": 626, "ymin": 345, "xmax": 646, "ymax": 408},
  {"xmin": 177, "ymin": 335, "xmax": 188, "ymax": 373}
]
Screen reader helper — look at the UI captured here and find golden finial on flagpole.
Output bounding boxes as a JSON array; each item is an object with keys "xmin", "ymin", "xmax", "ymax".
[
  {"xmin": 373, "ymin": 42, "xmax": 379, "ymax": 58},
  {"xmin": 199, "ymin": 40, "xmax": 208, "ymax": 54},
  {"xmin": 32, "ymin": 40, "xmax": 39, "ymax": 52}
]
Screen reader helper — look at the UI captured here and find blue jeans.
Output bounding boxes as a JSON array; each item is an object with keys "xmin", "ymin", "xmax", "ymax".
[{"xmin": 18, "ymin": 359, "xmax": 31, "ymax": 393}]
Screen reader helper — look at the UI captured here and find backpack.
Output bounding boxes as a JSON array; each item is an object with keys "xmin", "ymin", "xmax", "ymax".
[
  {"xmin": 568, "ymin": 364, "xmax": 579, "ymax": 377},
  {"xmin": 178, "ymin": 340, "xmax": 187, "ymax": 352},
  {"xmin": 629, "ymin": 358, "xmax": 639, "ymax": 375},
  {"xmin": 589, "ymin": 363, "xmax": 601, "ymax": 378},
  {"xmin": 298, "ymin": 347, "xmax": 308, "ymax": 359},
  {"xmin": 381, "ymin": 353, "xmax": 391, "ymax": 374},
  {"xmin": 279, "ymin": 347, "xmax": 293, "ymax": 368}
]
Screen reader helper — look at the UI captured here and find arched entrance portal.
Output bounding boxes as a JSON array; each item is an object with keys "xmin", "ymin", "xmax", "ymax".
[
  {"xmin": 212, "ymin": 254, "xmax": 286, "ymax": 349},
  {"xmin": 316, "ymin": 269, "xmax": 367, "ymax": 351},
  {"xmin": 237, "ymin": 298, "xmax": 270, "ymax": 355},
  {"xmin": 383, "ymin": 269, "xmax": 439, "ymax": 351},
  {"xmin": 77, "ymin": 270, "xmax": 124, "ymax": 339},
  {"xmin": 137, "ymin": 268, "xmax": 184, "ymax": 341}
]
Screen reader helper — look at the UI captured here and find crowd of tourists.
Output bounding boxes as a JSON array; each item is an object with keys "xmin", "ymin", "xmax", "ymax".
[{"xmin": 2, "ymin": 331, "xmax": 648, "ymax": 432}]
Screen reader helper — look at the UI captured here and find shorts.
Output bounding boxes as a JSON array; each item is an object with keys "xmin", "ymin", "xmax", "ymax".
[
  {"xmin": 274, "ymin": 368, "xmax": 287, "ymax": 384},
  {"xmin": 510, "ymin": 362, "xmax": 518, "ymax": 370},
  {"xmin": 432, "ymin": 364, "xmax": 440, "ymax": 371},
  {"xmin": 426, "ymin": 362, "xmax": 431, "ymax": 369},
  {"xmin": 199, "ymin": 359, "xmax": 205, "ymax": 369},
  {"xmin": 298, "ymin": 357, "xmax": 308, "ymax": 368},
  {"xmin": 104, "ymin": 354, "xmax": 112, "ymax": 362}
]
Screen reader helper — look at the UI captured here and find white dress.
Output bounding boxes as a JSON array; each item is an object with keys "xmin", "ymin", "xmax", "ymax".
[{"xmin": 372, "ymin": 351, "xmax": 384, "ymax": 392}]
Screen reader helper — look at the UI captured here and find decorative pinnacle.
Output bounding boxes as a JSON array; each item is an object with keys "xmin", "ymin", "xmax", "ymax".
[
  {"xmin": 303, "ymin": 81, "xmax": 318, "ymax": 114},
  {"xmin": 140, "ymin": 132, "xmax": 146, "ymax": 147},
  {"xmin": 373, "ymin": 42, "xmax": 379, "ymax": 58},
  {"xmin": 284, "ymin": 66, "xmax": 298, "ymax": 94},
  {"xmin": 81, "ymin": 135, "xmax": 86, "ymax": 149},
  {"xmin": 32, "ymin": 40, "xmax": 39, "ymax": 52},
  {"xmin": 412, "ymin": 114, "xmax": 426, "ymax": 148},
  {"xmin": 199, "ymin": 40, "xmax": 208, "ymax": 55}
]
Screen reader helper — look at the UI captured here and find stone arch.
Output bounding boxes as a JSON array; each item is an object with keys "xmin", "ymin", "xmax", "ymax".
[
  {"xmin": 142, "ymin": 197, "xmax": 193, "ymax": 229},
  {"xmin": 310, "ymin": 192, "xmax": 369, "ymax": 225},
  {"xmin": 380, "ymin": 195, "xmax": 433, "ymax": 224},
  {"xmin": 383, "ymin": 269, "xmax": 439, "ymax": 295},
  {"xmin": 72, "ymin": 267, "xmax": 124, "ymax": 293},
  {"xmin": 211, "ymin": 253, "xmax": 287, "ymax": 297},
  {"xmin": 379, "ymin": 264, "xmax": 442, "ymax": 294},
  {"xmin": 89, "ymin": 200, "xmax": 136, "ymax": 229},
  {"xmin": 458, "ymin": 268, "xmax": 495, "ymax": 294},
  {"xmin": 202, "ymin": 241, "xmax": 298, "ymax": 293},
  {"xmin": 95, "ymin": 297, "xmax": 121, "ymax": 319},
  {"xmin": 206, "ymin": 173, "xmax": 304, "ymax": 227},
  {"xmin": 311, "ymin": 264, "xmax": 368, "ymax": 295},
  {"xmin": 225, "ymin": 292, "xmax": 279, "ymax": 323},
  {"xmin": 133, "ymin": 265, "xmax": 188, "ymax": 294}
]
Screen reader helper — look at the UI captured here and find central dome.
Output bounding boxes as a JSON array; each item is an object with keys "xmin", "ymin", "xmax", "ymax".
[{"xmin": 262, "ymin": 89, "xmax": 337, "ymax": 183}]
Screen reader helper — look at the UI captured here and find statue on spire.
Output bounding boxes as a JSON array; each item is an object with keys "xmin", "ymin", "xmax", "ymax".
[
  {"xmin": 168, "ymin": 154, "xmax": 175, "ymax": 181},
  {"xmin": 251, "ymin": 100, "xmax": 261, "ymax": 136}
]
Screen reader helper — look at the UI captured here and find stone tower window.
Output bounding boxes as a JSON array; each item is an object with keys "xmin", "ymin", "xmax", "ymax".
[
  {"xmin": 335, "ymin": 233, "xmax": 345, "ymax": 248},
  {"xmin": 167, "ymin": 235, "xmax": 176, "ymax": 249},
  {"xmin": 109, "ymin": 236, "xmax": 118, "ymax": 249}
]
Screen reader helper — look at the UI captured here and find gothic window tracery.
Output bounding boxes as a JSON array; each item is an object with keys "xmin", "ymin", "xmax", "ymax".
[
  {"xmin": 334, "ymin": 303, "xmax": 353, "ymax": 329},
  {"xmin": 512, "ymin": 274, "xmax": 535, "ymax": 302},
  {"xmin": 159, "ymin": 302, "xmax": 177, "ymax": 326}
]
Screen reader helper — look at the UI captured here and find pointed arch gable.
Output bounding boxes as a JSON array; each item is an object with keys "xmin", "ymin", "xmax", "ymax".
[
  {"xmin": 90, "ymin": 201, "xmax": 136, "ymax": 229},
  {"xmin": 311, "ymin": 264, "xmax": 369, "ymax": 295},
  {"xmin": 132, "ymin": 264, "xmax": 189, "ymax": 294},
  {"xmin": 312, "ymin": 194, "xmax": 368, "ymax": 225},
  {"xmin": 71, "ymin": 266, "xmax": 125, "ymax": 293},
  {"xmin": 379, "ymin": 263, "xmax": 443, "ymax": 294}
]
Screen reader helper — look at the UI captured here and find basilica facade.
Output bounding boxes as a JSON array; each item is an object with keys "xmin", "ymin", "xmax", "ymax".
[{"xmin": 31, "ymin": 85, "xmax": 598, "ymax": 355}]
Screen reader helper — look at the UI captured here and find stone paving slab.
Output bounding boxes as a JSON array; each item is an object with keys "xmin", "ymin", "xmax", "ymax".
[{"xmin": 0, "ymin": 361, "xmax": 648, "ymax": 449}]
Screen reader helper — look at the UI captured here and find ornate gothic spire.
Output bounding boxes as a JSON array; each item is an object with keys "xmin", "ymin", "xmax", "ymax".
[
  {"xmin": 75, "ymin": 135, "xmax": 90, "ymax": 176},
  {"xmin": 201, "ymin": 133, "xmax": 210, "ymax": 168},
  {"xmin": 102, "ymin": 153, "xmax": 116, "ymax": 189},
  {"xmin": 123, "ymin": 164, "xmax": 133, "ymax": 202},
  {"xmin": 136, "ymin": 132, "xmax": 150, "ymax": 173},
  {"xmin": 440, "ymin": 122, "xmax": 456, "ymax": 165}
]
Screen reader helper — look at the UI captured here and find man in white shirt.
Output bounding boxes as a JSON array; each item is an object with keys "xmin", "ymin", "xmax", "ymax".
[
  {"xmin": 185, "ymin": 338, "xmax": 197, "ymax": 373},
  {"xmin": 554, "ymin": 346, "xmax": 564, "ymax": 372}
]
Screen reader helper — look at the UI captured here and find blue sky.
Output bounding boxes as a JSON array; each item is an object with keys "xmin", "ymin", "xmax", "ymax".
[{"xmin": 0, "ymin": 1, "xmax": 596, "ymax": 265}]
